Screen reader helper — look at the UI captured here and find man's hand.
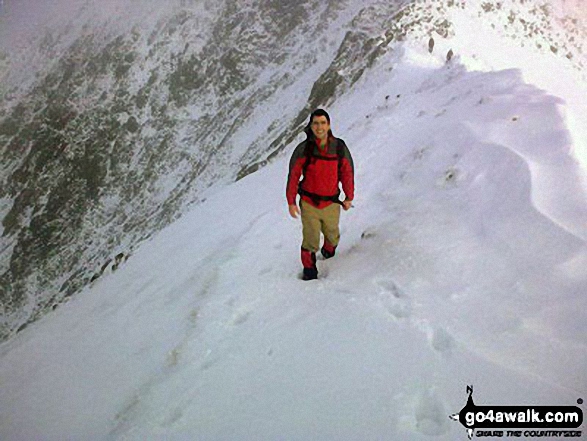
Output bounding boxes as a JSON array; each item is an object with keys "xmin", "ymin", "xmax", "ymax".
[
  {"xmin": 342, "ymin": 199, "xmax": 353, "ymax": 211},
  {"xmin": 289, "ymin": 204, "xmax": 300, "ymax": 218}
]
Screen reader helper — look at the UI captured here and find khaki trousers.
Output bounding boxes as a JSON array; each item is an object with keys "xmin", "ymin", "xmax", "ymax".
[{"xmin": 300, "ymin": 200, "xmax": 341, "ymax": 252}]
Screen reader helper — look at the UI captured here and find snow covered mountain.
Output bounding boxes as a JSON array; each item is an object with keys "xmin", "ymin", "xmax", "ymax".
[
  {"xmin": 0, "ymin": 0, "xmax": 585, "ymax": 349},
  {"xmin": 0, "ymin": 0, "xmax": 586, "ymax": 439},
  {"xmin": 0, "ymin": 0, "xmax": 390, "ymax": 338}
]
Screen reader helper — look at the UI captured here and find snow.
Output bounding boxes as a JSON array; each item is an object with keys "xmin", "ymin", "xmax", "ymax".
[{"xmin": 1, "ymin": 2, "xmax": 587, "ymax": 440}]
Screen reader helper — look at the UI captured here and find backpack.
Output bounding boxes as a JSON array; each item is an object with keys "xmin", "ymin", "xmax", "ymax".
[{"xmin": 298, "ymin": 138, "xmax": 344, "ymax": 206}]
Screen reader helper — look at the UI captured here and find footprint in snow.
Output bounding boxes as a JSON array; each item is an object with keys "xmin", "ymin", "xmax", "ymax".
[
  {"xmin": 414, "ymin": 388, "xmax": 450, "ymax": 436},
  {"xmin": 361, "ymin": 228, "xmax": 377, "ymax": 240},
  {"xmin": 232, "ymin": 309, "xmax": 252, "ymax": 326},
  {"xmin": 162, "ymin": 406, "xmax": 185, "ymax": 426},
  {"xmin": 429, "ymin": 327, "xmax": 455, "ymax": 354},
  {"xmin": 374, "ymin": 278, "xmax": 412, "ymax": 319},
  {"xmin": 258, "ymin": 266, "xmax": 272, "ymax": 276},
  {"xmin": 376, "ymin": 278, "xmax": 404, "ymax": 298}
]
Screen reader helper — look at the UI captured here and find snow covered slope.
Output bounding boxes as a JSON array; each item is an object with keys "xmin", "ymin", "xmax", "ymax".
[
  {"xmin": 0, "ymin": 0, "xmax": 586, "ymax": 438},
  {"xmin": 0, "ymin": 0, "xmax": 379, "ymax": 338},
  {"xmin": 1, "ymin": 0, "xmax": 586, "ymax": 342}
]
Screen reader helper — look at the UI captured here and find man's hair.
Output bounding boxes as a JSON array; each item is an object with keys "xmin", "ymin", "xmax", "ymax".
[
  {"xmin": 304, "ymin": 108, "xmax": 333, "ymax": 140},
  {"xmin": 310, "ymin": 108, "xmax": 330, "ymax": 124}
]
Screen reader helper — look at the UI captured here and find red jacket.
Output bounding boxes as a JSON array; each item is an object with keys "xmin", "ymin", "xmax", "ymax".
[{"xmin": 286, "ymin": 136, "xmax": 354, "ymax": 209}]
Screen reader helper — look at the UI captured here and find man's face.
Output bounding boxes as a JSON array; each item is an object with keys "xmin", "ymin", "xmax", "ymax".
[{"xmin": 311, "ymin": 115, "xmax": 330, "ymax": 141}]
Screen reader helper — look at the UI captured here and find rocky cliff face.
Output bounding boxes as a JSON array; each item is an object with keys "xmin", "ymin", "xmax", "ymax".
[{"xmin": 0, "ymin": 0, "xmax": 584, "ymax": 340}]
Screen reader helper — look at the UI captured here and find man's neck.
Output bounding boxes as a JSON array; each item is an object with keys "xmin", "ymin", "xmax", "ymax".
[{"xmin": 316, "ymin": 136, "xmax": 328, "ymax": 147}]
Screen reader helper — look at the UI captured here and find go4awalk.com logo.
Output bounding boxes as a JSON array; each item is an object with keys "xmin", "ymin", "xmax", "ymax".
[{"xmin": 449, "ymin": 386, "xmax": 583, "ymax": 439}]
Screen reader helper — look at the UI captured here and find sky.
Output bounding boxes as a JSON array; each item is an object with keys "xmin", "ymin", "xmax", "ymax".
[
  {"xmin": 0, "ymin": 0, "xmax": 70, "ymax": 48},
  {"xmin": 0, "ymin": 0, "xmax": 176, "ymax": 51}
]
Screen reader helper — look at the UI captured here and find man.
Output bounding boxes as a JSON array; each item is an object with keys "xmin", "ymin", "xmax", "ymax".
[{"xmin": 286, "ymin": 109, "xmax": 354, "ymax": 280}]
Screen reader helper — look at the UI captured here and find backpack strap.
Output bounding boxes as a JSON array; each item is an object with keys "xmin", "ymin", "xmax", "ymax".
[
  {"xmin": 336, "ymin": 139, "xmax": 344, "ymax": 176},
  {"xmin": 298, "ymin": 188, "xmax": 342, "ymax": 205},
  {"xmin": 298, "ymin": 140, "xmax": 313, "ymax": 192}
]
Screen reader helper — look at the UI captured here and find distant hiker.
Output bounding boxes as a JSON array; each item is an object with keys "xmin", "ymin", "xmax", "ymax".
[
  {"xmin": 428, "ymin": 37, "xmax": 435, "ymax": 53},
  {"xmin": 286, "ymin": 109, "xmax": 354, "ymax": 280},
  {"xmin": 446, "ymin": 48, "xmax": 454, "ymax": 62}
]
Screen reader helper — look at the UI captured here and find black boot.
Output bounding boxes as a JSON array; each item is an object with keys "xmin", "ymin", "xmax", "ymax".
[
  {"xmin": 302, "ymin": 267, "xmax": 318, "ymax": 281},
  {"xmin": 320, "ymin": 246, "xmax": 336, "ymax": 259}
]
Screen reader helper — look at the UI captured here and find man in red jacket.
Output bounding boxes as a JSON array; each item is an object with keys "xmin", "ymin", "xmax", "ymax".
[{"xmin": 286, "ymin": 109, "xmax": 354, "ymax": 280}]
